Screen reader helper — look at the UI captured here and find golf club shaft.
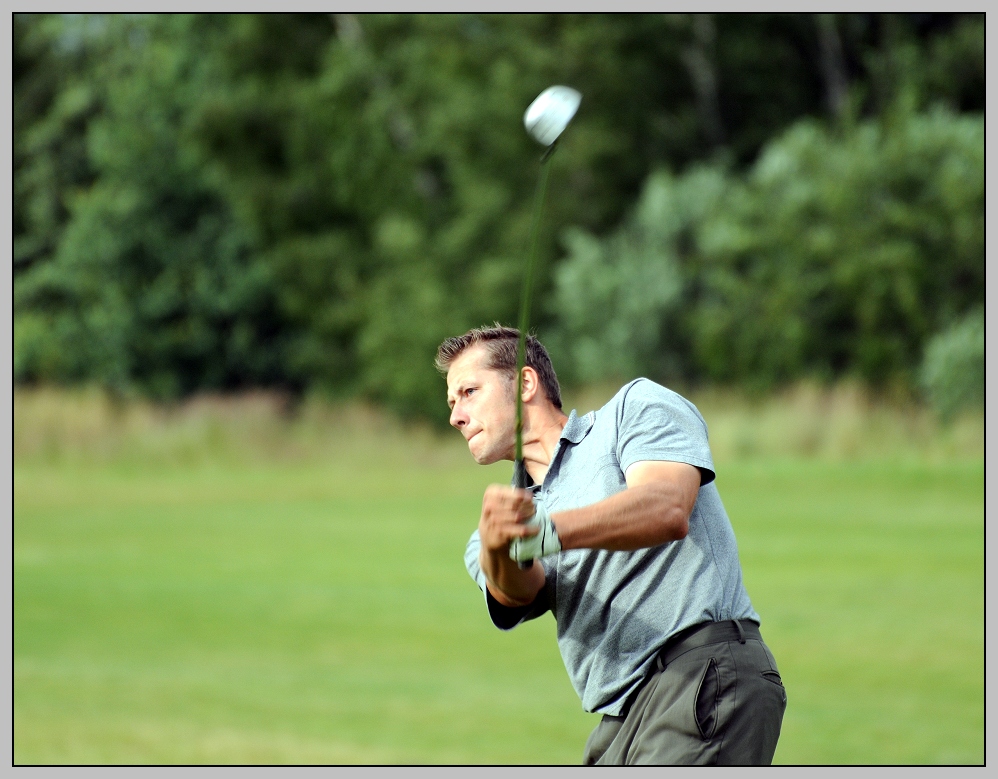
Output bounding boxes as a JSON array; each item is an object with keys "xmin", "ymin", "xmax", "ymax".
[{"xmin": 514, "ymin": 143, "xmax": 555, "ymax": 568}]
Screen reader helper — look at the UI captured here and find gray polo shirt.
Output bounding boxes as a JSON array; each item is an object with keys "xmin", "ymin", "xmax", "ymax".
[{"xmin": 464, "ymin": 378, "xmax": 759, "ymax": 715}]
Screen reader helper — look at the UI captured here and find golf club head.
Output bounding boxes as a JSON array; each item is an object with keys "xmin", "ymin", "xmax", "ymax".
[{"xmin": 524, "ymin": 85, "xmax": 582, "ymax": 146}]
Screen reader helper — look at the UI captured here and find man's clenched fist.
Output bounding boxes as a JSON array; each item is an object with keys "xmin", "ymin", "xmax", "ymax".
[{"xmin": 478, "ymin": 484, "xmax": 538, "ymax": 553}]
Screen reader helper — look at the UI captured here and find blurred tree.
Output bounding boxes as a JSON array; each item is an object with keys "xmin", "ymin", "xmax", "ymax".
[
  {"xmin": 814, "ymin": 14, "xmax": 849, "ymax": 124},
  {"xmin": 920, "ymin": 307, "xmax": 984, "ymax": 420},
  {"xmin": 551, "ymin": 106, "xmax": 983, "ymax": 393},
  {"xmin": 14, "ymin": 14, "xmax": 101, "ymax": 277},
  {"xmin": 546, "ymin": 168, "xmax": 719, "ymax": 385},
  {"xmin": 15, "ymin": 15, "xmax": 285, "ymax": 396},
  {"xmin": 693, "ymin": 107, "xmax": 983, "ymax": 389},
  {"xmin": 12, "ymin": 12, "xmax": 986, "ymax": 420}
]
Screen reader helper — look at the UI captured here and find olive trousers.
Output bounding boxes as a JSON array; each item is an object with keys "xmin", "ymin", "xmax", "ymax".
[{"xmin": 583, "ymin": 620, "xmax": 787, "ymax": 765}]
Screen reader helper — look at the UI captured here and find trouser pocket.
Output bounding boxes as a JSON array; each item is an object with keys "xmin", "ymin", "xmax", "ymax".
[{"xmin": 694, "ymin": 657, "xmax": 720, "ymax": 740}]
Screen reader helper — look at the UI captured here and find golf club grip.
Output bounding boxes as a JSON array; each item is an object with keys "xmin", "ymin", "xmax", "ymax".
[{"xmin": 514, "ymin": 458, "xmax": 534, "ymax": 570}]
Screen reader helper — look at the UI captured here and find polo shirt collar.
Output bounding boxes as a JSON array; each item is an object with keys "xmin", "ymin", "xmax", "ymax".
[{"xmin": 560, "ymin": 409, "xmax": 595, "ymax": 444}]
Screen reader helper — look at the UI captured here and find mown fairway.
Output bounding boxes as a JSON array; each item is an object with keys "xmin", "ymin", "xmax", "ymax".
[{"xmin": 14, "ymin": 449, "xmax": 983, "ymax": 764}]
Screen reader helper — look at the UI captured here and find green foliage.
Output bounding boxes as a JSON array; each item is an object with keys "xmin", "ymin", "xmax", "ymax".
[
  {"xmin": 547, "ymin": 169, "xmax": 719, "ymax": 384},
  {"xmin": 920, "ymin": 307, "xmax": 984, "ymax": 420},
  {"xmin": 551, "ymin": 106, "xmax": 983, "ymax": 391},
  {"xmin": 13, "ymin": 13, "xmax": 986, "ymax": 419},
  {"xmin": 691, "ymin": 108, "xmax": 983, "ymax": 388},
  {"xmin": 14, "ymin": 14, "xmax": 101, "ymax": 274},
  {"xmin": 14, "ymin": 16, "xmax": 285, "ymax": 396}
]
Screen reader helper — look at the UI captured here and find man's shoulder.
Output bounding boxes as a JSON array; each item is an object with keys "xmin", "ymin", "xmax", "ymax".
[
  {"xmin": 595, "ymin": 378, "xmax": 705, "ymax": 430},
  {"xmin": 601, "ymin": 378, "xmax": 685, "ymax": 412}
]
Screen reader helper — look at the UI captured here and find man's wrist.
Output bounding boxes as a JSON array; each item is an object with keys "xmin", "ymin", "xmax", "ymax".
[{"xmin": 480, "ymin": 549, "xmax": 538, "ymax": 607}]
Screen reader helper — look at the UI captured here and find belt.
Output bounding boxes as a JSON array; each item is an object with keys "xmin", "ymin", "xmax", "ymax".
[
  {"xmin": 656, "ymin": 619, "xmax": 762, "ymax": 671},
  {"xmin": 617, "ymin": 619, "xmax": 763, "ymax": 720}
]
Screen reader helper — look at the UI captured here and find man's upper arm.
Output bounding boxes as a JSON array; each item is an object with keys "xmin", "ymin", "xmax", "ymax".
[{"xmin": 624, "ymin": 460, "xmax": 702, "ymax": 517}]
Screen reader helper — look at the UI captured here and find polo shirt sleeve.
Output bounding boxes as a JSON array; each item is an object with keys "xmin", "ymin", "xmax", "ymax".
[
  {"xmin": 465, "ymin": 529, "xmax": 554, "ymax": 629},
  {"xmin": 614, "ymin": 378, "xmax": 716, "ymax": 485}
]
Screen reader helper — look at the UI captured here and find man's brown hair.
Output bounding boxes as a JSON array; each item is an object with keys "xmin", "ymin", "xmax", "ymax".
[{"xmin": 435, "ymin": 324, "xmax": 563, "ymax": 410}]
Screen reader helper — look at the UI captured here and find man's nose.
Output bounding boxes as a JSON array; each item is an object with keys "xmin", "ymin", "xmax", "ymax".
[{"xmin": 450, "ymin": 405, "xmax": 467, "ymax": 429}]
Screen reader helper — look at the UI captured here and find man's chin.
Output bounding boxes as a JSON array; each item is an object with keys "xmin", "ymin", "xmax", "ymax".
[
  {"xmin": 468, "ymin": 441, "xmax": 505, "ymax": 466},
  {"xmin": 469, "ymin": 447, "xmax": 495, "ymax": 465}
]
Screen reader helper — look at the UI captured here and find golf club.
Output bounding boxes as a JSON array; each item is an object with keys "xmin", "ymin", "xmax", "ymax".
[{"xmin": 514, "ymin": 86, "xmax": 581, "ymax": 569}]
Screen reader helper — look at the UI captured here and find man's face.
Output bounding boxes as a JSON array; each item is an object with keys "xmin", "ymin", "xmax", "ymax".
[{"xmin": 446, "ymin": 344, "xmax": 516, "ymax": 465}]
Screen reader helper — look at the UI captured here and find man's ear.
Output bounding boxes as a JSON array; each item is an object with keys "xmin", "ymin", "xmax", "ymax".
[{"xmin": 520, "ymin": 366, "xmax": 541, "ymax": 403}]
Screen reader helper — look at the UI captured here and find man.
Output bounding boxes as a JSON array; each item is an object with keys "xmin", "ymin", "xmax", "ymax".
[{"xmin": 435, "ymin": 324, "xmax": 787, "ymax": 765}]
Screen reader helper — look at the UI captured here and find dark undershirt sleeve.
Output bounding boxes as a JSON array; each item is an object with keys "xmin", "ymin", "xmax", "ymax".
[{"xmin": 485, "ymin": 584, "xmax": 548, "ymax": 630}]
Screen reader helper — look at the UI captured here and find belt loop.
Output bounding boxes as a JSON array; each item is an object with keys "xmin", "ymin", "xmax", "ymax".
[{"xmin": 733, "ymin": 619, "xmax": 746, "ymax": 644}]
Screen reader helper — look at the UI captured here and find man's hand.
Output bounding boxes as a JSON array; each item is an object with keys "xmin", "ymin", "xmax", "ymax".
[
  {"xmin": 478, "ymin": 485, "xmax": 546, "ymax": 607},
  {"xmin": 479, "ymin": 484, "xmax": 537, "ymax": 552}
]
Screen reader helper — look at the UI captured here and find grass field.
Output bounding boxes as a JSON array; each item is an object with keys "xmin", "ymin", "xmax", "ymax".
[{"xmin": 13, "ymin": 388, "xmax": 985, "ymax": 764}]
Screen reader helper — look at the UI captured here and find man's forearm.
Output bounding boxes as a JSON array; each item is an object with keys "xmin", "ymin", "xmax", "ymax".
[
  {"xmin": 480, "ymin": 548, "xmax": 546, "ymax": 607},
  {"xmin": 552, "ymin": 482, "xmax": 692, "ymax": 551}
]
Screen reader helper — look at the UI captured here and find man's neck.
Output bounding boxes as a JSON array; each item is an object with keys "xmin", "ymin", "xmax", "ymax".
[{"xmin": 522, "ymin": 408, "xmax": 570, "ymax": 486}]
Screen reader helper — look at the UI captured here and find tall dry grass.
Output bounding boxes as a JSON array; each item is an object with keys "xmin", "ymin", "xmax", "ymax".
[
  {"xmin": 12, "ymin": 386, "xmax": 457, "ymax": 468},
  {"xmin": 13, "ymin": 382, "xmax": 983, "ymax": 468},
  {"xmin": 564, "ymin": 381, "xmax": 982, "ymax": 464}
]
